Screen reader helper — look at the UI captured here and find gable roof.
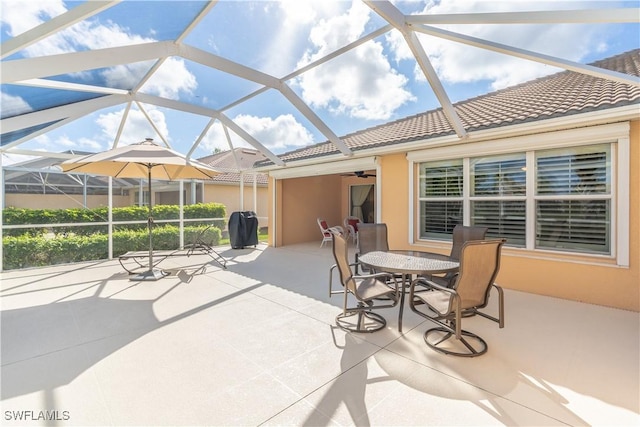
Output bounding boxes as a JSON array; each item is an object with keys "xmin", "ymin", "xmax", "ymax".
[
  {"xmin": 257, "ymin": 49, "xmax": 640, "ymax": 167},
  {"xmin": 198, "ymin": 147, "xmax": 268, "ymax": 186},
  {"xmin": 198, "ymin": 148, "xmax": 268, "ymax": 172}
]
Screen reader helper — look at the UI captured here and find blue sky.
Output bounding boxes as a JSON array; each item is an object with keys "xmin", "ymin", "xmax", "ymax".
[{"xmin": 1, "ymin": 0, "xmax": 638, "ymax": 164}]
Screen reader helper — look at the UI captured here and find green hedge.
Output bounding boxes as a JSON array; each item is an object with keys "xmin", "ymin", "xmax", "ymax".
[
  {"xmin": 2, "ymin": 224, "xmax": 221, "ymax": 270},
  {"xmin": 2, "ymin": 203, "xmax": 226, "ymax": 236}
]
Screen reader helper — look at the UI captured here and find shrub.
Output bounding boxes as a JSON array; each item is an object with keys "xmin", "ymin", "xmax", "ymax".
[
  {"xmin": 2, "ymin": 202, "xmax": 226, "ymax": 236},
  {"xmin": 2, "ymin": 224, "xmax": 222, "ymax": 270}
]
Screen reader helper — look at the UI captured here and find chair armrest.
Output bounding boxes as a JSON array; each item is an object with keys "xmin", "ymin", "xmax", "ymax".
[
  {"xmin": 332, "ymin": 226, "xmax": 344, "ymax": 233},
  {"xmin": 353, "ymin": 271, "xmax": 395, "ymax": 281},
  {"xmin": 409, "ymin": 276, "xmax": 455, "ymax": 294},
  {"xmin": 355, "ymin": 271, "xmax": 399, "ymax": 293}
]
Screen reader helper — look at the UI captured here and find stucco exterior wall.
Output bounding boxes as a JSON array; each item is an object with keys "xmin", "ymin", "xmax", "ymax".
[
  {"xmin": 203, "ymin": 183, "xmax": 268, "ymax": 227},
  {"xmin": 379, "ymin": 124, "xmax": 639, "ymax": 311},
  {"xmin": 276, "ymin": 174, "xmax": 342, "ymax": 246},
  {"xmin": 269, "ymin": 121, "xmax": 639, "ymax": 311}
]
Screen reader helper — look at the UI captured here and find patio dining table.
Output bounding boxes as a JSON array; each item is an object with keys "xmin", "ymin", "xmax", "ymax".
[{"xmin": 358, "ymin": 250, "xmax": 459, "ymax": 332}]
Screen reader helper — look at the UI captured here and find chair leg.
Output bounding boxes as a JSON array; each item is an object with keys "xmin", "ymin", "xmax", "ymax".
[
  {"xmin": 336, "ymin": 303, "xmax": 386, "ymax": 333},
  {"xmin": 423, "ymin": 323, "xmax": 488, "ymax": 357}
]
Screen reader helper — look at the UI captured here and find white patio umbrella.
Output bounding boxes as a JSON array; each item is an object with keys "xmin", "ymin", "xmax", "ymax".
[{"xmin": 61, "ymin": 138, "xmax": 221, "ymax": 281}]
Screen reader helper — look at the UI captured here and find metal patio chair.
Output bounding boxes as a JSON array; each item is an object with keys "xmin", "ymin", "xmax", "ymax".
[
  {"xmin": 330, "ymin": 232, "xmax": 399, "ymax": 333},
  {"xmin": 409, "ymin": 239, "xmax": 506, "ymax": 357}
]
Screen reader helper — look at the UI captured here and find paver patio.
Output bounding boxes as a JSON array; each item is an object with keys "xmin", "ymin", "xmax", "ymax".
[{"xmin": 1, "ymin": 242, "xmax": 638, "ymax": 426}]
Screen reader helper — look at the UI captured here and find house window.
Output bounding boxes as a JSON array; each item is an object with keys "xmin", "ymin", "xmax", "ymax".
[
  {"xmin": 417, "ymin": 143, "xmax": 613, "ymax": 255},
  {"xmin": 418, "ymin": 159, "xmax": 463, "ymax": 240},
  {"xmin": 535, "ymin": 144, "xmax": 611, "ymax": 254},
  {"xmin": 471, "ymin": 154, "xmax": 526, "ymax": 247}
]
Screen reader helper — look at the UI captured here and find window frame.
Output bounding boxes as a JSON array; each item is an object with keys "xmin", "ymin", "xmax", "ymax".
[{"xmin": 407, "ymin": 122, "xmax": 630, "ymax": 267}]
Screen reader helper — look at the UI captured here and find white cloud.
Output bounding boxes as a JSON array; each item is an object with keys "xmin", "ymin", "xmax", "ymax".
[
  {"xmin": 295, "ymin": 0, "xmax": 415, "ymax": 120},
  {"xmin": 95, "ymin": 106, "xmax": 170, "ymax": 147},
  {"xmin": 57, "ymin": 135, "xmax": 102, "ymax": 152},
  {"xmin": 279, "ymin": 0, "xmax": 319, "ymax": 27},
  {"xmin": 202, "ymin": 114, "xmax": 314, "ymax": 153},
  {"xmin": 141, "ymin": 58, "xmax": 198, "ymax": 99},
  {"xmin": 389, "ymin": 0, "xmax": 614, "ymax": 90},
  {"xmin": 1, "ymin": 92, "xmax": 32, "ymax": 116},
  {"xmin": 0, "ymin": 0, "xmax": 67, "ymax": 38},
  {"xmin": 1, "ymin": 1, "xmax": 196, "ymax": 97}
]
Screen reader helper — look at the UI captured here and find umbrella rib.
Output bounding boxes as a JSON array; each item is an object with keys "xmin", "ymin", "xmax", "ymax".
[{"xmin": 113, "ymin": 162, "xmax": 131, "ymax": 178}]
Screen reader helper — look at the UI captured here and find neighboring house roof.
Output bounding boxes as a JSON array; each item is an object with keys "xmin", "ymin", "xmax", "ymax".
[
  {"xmin": 198, "ymin": 148, "xmax": 268, "ymax": 186},
  {"xmin": 4, "ymin": 151, "xmax": 138, "ymax": 193},
  {"xmin": 257, "ymin": 49, "xmax": 640, "ymax": 167},
  {"xmin": 9, "ymin": 150, "xmax": 93, "ymax": 170}
]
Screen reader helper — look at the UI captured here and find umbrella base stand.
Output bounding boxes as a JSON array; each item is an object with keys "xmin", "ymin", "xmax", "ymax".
[{"xmin": 130, "ymin": 268, "xmax": 169, "ymax": 281}]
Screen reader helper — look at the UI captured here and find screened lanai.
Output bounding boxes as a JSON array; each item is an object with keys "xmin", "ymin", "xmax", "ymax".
[
  {"xmin": 4, "ymin": 154, "xmax": 134, "ymax": 197},
  {"xmin": 1, "ymin": 3, "xmax": 640, "ymax": 426},
  {"xmin": 1, "ymin": 0, "xmax": 639, "ymax": 273},
  {"xmin": 3, "ymin": 1, "xmax": 638, "ymax": 167}
]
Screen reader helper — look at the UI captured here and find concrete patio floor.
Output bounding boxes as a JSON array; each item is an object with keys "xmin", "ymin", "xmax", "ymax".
[{"xmin": 1, "ymin": 242, "xmax": 638, "ymax": 426}]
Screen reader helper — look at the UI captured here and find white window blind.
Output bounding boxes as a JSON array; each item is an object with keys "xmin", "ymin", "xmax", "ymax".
[
  {"xmin": 535, "ymin": 144, "xmax": 611, "ymax": 254},
  {"xmin": 417, "ymin": 143, "xmax": 613, "ymax": 254},
  {"xmin": 419, "ymin": 160, "xmax": 463, "ymax": 239},
  {"xmin": 470, "ymin": 154, "xmax": 526, "ymax": 247}
]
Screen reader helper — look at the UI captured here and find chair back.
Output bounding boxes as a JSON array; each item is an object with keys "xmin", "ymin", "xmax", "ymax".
[
  {"xmin": 357, "ymin": 223, "xmax": 389, "ymax": 255},
  {"xmin": 317, "ymin": 218, "xmax": 330, "ymax": 235},
  {"xmin": 332, "ymin": 232, "xmax": 357, "ymax": 294},
  {"xmin": 452, "ymin": 239, "xmax": 505, "ymax": 310},
  {"xmin": 344, "ymin": 216, "xmax": 361, "ymax": 232},
  {"xmin": 450, "ymin": 225, "xmax": 489, "ymax": 261}
]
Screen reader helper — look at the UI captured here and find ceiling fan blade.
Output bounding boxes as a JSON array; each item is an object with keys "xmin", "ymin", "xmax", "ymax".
[{"xmin": 340, "ymin": 171, "xmax": 375, "ymax": 178}]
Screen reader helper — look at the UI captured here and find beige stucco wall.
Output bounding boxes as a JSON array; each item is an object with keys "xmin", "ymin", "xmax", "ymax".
[
  {"xmin": 270, "ymin": 174, "xmax": 376, "ymax": 247},
  {"xmin": 203, "ymin": 183, "xmax": 268, "ymax": 228},
  {"xmin": 274, "ymin": 175, "xmax": 342, "ymax": 246},
  {"xmin": 269, "ymin": 120, "xmax": 639, "ymax": 311}
]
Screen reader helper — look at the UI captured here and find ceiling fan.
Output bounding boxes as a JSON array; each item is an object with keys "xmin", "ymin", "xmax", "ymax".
[{"xmin": 341, "ymin": 170, "xmax": 376, "ymax": 178}]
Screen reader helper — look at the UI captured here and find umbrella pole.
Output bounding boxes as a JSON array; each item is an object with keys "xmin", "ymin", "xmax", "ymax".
[{"xmin": 132, "ymin": 166, "xmax": 166, "ymax": 281}]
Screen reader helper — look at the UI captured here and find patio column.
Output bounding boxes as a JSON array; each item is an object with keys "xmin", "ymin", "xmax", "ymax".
[
  {"xmin": 83, "ymin": 174, "xmax": 88, "ymax": 208},
  {"xmin": 108, "ymin": 177, "xmax": 113, "ymax": 260},
  {"xmin": 190, "ymin": 180, "xmax": 197, "ymax": 204},
  {"xmin": 179, "ymin": 180, "xmax": 184, "ymax": 248},
  {"xmin": 253, "ymin": 173, "xmax": 257, "ymax": 213},
  {"xmin": 239, "ymin": 171, "xmax": 245, "ymax": 211}
]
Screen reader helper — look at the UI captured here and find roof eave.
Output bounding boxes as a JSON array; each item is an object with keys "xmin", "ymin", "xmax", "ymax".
[{"xmin": 255, "ymin": 104, "xmax": 639, "ymax": 173}]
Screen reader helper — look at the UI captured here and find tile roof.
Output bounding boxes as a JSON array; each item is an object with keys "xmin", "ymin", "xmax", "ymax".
[
  {"xmin": 198, "ymin": 147, "xmax": 268, "ymax": 171},
  {"xmin": 198, "ymin": 148, "xmax": 268, "ymax": 185},
  {"xmin": 258, "ymin": 49, "xmax": 640, "ymax": 167},
  {"xmin": 209, "ymin": 171, "xmax": 268, "ymax": 186}
]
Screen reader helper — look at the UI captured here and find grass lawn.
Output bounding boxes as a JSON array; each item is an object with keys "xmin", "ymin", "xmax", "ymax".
[{"xmin": 218, "ymin": 230, "xmax": 268, "ymax": 246}]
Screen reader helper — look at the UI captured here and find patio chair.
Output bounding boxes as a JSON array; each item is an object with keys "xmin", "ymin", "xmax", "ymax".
[
  {"xmin": 183, "ymin": 224, "xmax": 227, "ymax": 270},
  {"xmin": 426, "ymin": 224, "xmax": 489, "ymax": 288},
  {"xmin": 409, "ymin": 239, "xmax": 506, "ymax": 357},
  {"xmin": 118, "ymin": 224, "xmax": 227, "ymax": 274},
  {"xmin": 343, "ymin": 216, "xmax": 361, "ymax": 246},
  {"xmin": 355, "ymin": 223, "xmax": 389, "ymax": 274},
  {"xmin": 317, "ymin": 218, "xmax": 344, "ymax": 247},
  {"xmin": 330, "ymin": 232, "xmax": 400, "ymax": 333}
]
